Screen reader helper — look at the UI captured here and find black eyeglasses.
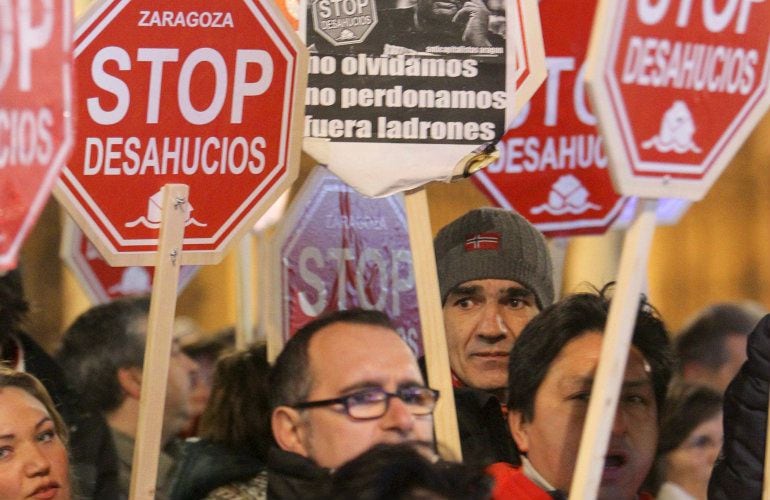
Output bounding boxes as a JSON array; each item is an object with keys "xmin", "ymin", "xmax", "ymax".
[{"xmin": 293, "ymin": 386, "xmax": 440, "ymax": 420}]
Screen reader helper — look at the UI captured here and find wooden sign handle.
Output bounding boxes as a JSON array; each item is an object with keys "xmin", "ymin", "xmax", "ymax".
[
  {"xmin": 404, "ymin": 187, "xmax": 462, "ymax": 461},
  {"xmin": 129, "ymin": 184, "xmax": 188, "ymax": 500},
  {"xmin": 568, "ymin": 198, "xmax": 657, "ymax": 500},
  {"xmin": 235, "ymin": 235, "xmax": 256, "ymax": 349}
]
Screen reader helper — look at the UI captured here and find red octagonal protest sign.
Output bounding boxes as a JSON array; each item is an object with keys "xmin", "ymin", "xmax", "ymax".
[
  {"xmin": 0, "ymin": 0, "xmax": 73, "ymax": 271},
  {"xmin": 473, "ymin": 0, "xmax": 630, "ymax": 237},
  {"xmin": 54, "ymin": 0, "xmax": 307, "ymax": 266},
  {"xmin": 587, "ymin": 0, "xmax": 770, "ymax": 200},
  {"xmin": 272, "ymin": 166, "xmax": 423, "ymax": 357},
  {"xmin": 60, "ymin": 217, "xmax": 198, "ymax": 304}
]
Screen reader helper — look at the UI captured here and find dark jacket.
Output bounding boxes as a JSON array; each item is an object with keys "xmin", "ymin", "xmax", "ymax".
[
  {"xmin": 418, "ymin": 358, "xmax": 519, "ymax": 466},
  {"xmin": 454, "ymin": 387, "xmax": 519, "ymax": 467},
  {"xmin": 168, "ymin": 438, "xmax": 265, "ymax": 500},
  {"xmin": 19, "ymin": 332, "xmax": 121, "ymax": 500},
  {"xmin": 267, "ymin": 447, "xmax": 331, "ymax": 499},
  {"xmin": 708, "ymin": 314, "xmax": 770, "ymax": 500}
]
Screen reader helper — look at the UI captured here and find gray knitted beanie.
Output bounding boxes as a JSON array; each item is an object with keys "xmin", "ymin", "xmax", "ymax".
[{"xmin": 434, "ymin": 207, "xmax": 554, "ymax": 309}]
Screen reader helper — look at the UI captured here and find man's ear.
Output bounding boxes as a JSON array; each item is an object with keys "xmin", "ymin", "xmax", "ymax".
[
  {"xmin": 271, "ymin": 406, "xmax": 311, "ymax": 457},
  {"xmin": 116, "ymin": 366, "xmax": 142, "ymax": 400},
  {"xmin": 508, "ymin": 410, "xmax": 530, "ymax": 454}
]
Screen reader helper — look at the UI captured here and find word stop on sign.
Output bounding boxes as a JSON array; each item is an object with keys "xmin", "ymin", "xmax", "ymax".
[
  {"xmin": 297, "ymin": 245, "xmax": 414, "ymax": 316},
  {"xmin": 87, "ymin": 47, "xmax": 274, "ymax": 125}
]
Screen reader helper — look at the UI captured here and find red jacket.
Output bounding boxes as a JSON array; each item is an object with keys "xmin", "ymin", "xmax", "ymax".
[
  {"xmin": 486, "ymin": 463, "xmax": 655, "ymax": 500},
  {"xmin": 486, "ymin": 463, "xmax": 553, "ymax": 499}
]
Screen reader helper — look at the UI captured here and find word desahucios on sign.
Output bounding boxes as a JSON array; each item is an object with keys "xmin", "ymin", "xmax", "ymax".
[
  {"xmin": 0, "ymin": 0, "xmax": 73, "ymax": 270},
  {"xmin": 474, "ymin": 0, "xmax": 630, "ymax": 237},
  {"xmin": 301, "ymin": 0, "xmax": 545, "ymax": 197},
  {"xmin": 54, "ymin": 0, "xmax": 307, "ymax": 266},
  {"xmin": 586, "ymin": 0, "xmax": 770, "ymax": 199},
  {"xmin": 272, "ymin": 166, "xmax": 423, "ymax": 356}
]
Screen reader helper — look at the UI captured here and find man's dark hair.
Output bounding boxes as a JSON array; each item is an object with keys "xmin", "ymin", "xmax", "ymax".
[
  {"xmin": 56, "ymin": 296, "xmax": 150, "ymax": 413},
  {"xmin": 676, "ymin": 302, "xmax": 765, "ymax": 370},
  {"xmin": 269, "ymin": 308, "xmax": 395, "ymax": 410},
  {"xmin": 508, "ymin": 285, "xmax": 674, "ymax": 422}
]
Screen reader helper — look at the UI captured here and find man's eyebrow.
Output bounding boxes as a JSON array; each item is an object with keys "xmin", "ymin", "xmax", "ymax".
[
  {"xmin": 621, "ymin": 379, "xmax": 653, "ymax": 390},
  {"xmin": 501, "ymin": 287, "xmax": 535, "ymax": 299},
  {"xmin": 560, "ymin": 376, "xmax": 652, "ymax": 390},
  {"xmin": 336, "ymin": 381, "xmax": 383, "ymax": 395},
  {"xmin": 447, "ymin": 285, "xmax": 482, "ymax": 297}
]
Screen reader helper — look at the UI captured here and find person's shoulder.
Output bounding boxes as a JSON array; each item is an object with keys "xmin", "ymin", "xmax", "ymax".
[{"xmin": 486, "ymin": 463, "xmax": 552, "ymax": 500}]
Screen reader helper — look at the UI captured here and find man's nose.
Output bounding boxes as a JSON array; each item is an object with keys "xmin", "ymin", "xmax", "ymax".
[
  {"xmin": 611, "ymin": 408, "xmax": 629, "ymax": 435},
  {"xmin": 23, "ymin": 443, "xmax": 52, "ymax": 477},
  {"xmin": 380, "ymin": 396, "xmax": 416, "ymax": 434},
  {"xmin": 477, "ymin": 304, "xmax": 509, "ymax": 339}
]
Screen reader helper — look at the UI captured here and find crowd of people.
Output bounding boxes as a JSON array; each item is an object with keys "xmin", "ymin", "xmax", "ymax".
[{"xmin": 0, "ymin": 207, "xmax": 768, "ymax": 499}]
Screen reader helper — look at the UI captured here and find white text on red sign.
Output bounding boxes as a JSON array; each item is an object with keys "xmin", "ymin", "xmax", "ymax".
[
  {"xmin": 82, "ymin": 47, "xmax": 276, "ymax": 176},
  {"xmin": 0, "ymin": 0, "xmax": 56, "ymax": 168},
  {"xmin": 622, "ymin": 0, "xmax": 764, "ymax": 96}
]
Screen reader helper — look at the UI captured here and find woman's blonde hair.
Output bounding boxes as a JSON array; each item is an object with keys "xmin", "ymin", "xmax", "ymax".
[{"xmin": 0, "ymin": 365, "xmax": 68, "ymax": 444}]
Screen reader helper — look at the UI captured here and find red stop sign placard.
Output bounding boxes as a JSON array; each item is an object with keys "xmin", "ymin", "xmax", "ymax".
[
  {"xmin": 473, "ymin": 0, "xmax": 629, "ymax": 237},
  {"xmin": 273, "ymin": 166, "xmax": 423, "ymax": 357},
  {"xmin": 0, "ymin": 0, "xmax": 72, "ymax": 270},
  {"xmin": 60, "ymin": 217, "xmax": 198, "ymax": 303},
  {"xmin": 55, "ymin": 0, "xmax": 306, "ymax": 266},
  {"xmin": 587, "ymin": 0, "xmax": 770, "ymax": 199}
]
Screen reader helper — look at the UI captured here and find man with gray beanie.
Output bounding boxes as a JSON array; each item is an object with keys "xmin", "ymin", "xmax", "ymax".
[{"xmin": 432, "ymin": 207, "xmax": 554, "ymax": 466}]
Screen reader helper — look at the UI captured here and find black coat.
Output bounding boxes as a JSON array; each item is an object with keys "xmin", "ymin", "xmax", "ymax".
[
  {"xmin": 267, "ymin": 447, "xmax": 331, "ymax": 499},
  {"xmin": 168, "ymin": 438, "xmax": 265, "ymax": 500},
  {"xmin": 708, "ymin": 314, "xmax": 770, "ymax": 500}
]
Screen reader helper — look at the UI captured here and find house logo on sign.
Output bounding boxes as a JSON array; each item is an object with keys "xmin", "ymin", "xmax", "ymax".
[
  {"xmin": 108, "ymin": 267, "xmax": 151, "ymax": 295},
  {"xmin": 642, "ymin": 100, "xmax": 702, "ymax": 154},
  {"xmin": 125, "ymin": 190, "xmax": 207, "ymax": 229},
  {"xmin": 531, "ymin": 175, "xmax": 601, "ymax": 216}
]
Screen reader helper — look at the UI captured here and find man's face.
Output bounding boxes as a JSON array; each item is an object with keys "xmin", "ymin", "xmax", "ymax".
[
  {"xmin": 682, "ymin": 333, "xmax": 747, "ymax": 393},
  {"xmin": 442, "ymin": 279, "xmax": 539, "ymax": 393},
  {"xmin": 295, "ymin": 323, "xmax": 434, "ymax": 469},
  {"xmin": 510, "ymin": 331, "xmax": 658, "ymax": 500},
  {"xmin": 163, "ymin": 338, "xmax": 199, "ymax": 440},
  {"xmin": 712, "ymin": 333, "xmax": 747, "ymax": 393}
]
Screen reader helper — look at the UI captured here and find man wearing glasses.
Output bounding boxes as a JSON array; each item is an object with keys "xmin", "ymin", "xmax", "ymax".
[{"xmin": 268, "ymin": 308, "xmax": 439, "ymax": 497}]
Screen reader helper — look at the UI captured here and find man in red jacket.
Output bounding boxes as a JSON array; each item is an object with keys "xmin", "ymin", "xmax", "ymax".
[{"xmin": 488, "ymin": 287, "xmax": 673, "ymax": 500}]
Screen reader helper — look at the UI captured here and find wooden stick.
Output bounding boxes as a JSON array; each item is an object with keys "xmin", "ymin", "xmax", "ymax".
[
  {"xmin": 235, "ymin": 234, "xmax": 256, "ymax": 349},
  {"xmin": 129, "ymin": 184, "xmax": 188, "ymax": 500},
  {"xmin": 568, "ymin": 198, "xmax": 657, "ymax": 500},
  {"xmin": 255, "ymin": 229, "xmax": 272, "ymax": 344},
  {"xmin": 403, "ymin": 187, "xmax": 462, "ymax": 461}
]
